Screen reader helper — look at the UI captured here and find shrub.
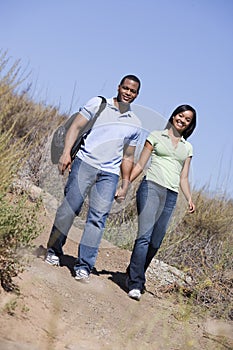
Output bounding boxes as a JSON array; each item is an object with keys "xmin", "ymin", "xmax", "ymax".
[
  {"xmin": 0, "ymin": 193, "xmax": 42, "ymax": 292},
  {"xmin": 157, "ymin": 191, "xmax": 233, "ymax": 320},
  {"xmin": 0, "ymin": 51, "xmax": 55, "ymax": 292}
]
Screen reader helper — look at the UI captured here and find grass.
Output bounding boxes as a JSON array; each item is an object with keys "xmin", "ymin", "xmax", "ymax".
[
  {"xmin": 0, "ymin": 51, "xmax": 62, "ymax": 292},
  {"xmin": 158, "ymin": 190, "xmax": 233, "ymax": 320},
  {"xmin": 0, "ymin": 51, "xmax": 232, "ymax": 321}
]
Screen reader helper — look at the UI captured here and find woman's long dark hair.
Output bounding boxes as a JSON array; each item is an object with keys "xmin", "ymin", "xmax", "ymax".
[{"xmin": 165, "ymin": 104, "xmax": 197, "ymax": 139}]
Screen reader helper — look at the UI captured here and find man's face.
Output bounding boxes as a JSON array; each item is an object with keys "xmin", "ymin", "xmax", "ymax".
[{"xmin": 117, "ymin": 78, "xmax": 139, "ymax": 104}]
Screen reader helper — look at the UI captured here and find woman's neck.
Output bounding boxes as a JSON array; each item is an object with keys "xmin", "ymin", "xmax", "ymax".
[{"xmin": 168, "ymin": 126, "xmax": 182, "ymax": 138}]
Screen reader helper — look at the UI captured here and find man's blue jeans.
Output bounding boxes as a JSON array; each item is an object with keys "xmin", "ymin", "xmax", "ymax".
[
  {"xmin": 47, "ymin": 157, "xmax": 119, "ymax": 273},
  {"xmin": 128, "ymin": 178, "xmax": 178, "ymax": 291}
]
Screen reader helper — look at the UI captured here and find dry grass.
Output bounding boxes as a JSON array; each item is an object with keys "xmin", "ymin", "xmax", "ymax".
[
  {"xmin": 158, "ymin": 191, "xmax": 233, "ymax": 320},
  {"xmin": 0, "ymin": 50, "xmax": 64, "ymax": 184},
  {"xmin": 0, "ymin": 51, "xmax": 63, "ymax": 291}
]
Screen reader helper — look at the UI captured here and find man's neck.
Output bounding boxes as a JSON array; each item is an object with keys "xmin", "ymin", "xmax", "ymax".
[{"xmin": 114, "ymin": 97, "xmax": 130, "ymax": 113}]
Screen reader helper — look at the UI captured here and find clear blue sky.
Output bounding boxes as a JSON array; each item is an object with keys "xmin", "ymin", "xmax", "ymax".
[{"xmin": 1, "ymin": 0, "xmax": 233, "ymax": 198}]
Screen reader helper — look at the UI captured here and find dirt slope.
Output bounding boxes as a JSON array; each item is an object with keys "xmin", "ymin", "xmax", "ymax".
[{"xmin": 0, "ymin": 205, "xmax": 232, "ymax": 350}]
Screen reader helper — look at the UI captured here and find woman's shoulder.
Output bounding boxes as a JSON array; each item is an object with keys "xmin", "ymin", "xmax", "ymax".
[
  {"xmin": 183, "ymin": 138, "xmax": 193, "ymax": 148},
  {"xmin": 149, "ymin": 129, "xmax": 164, "ymax": 137},
  {"xmin": 182, "ymin": 138, "xmax": 193, "ymax": 156},
  {"xmin": 146, "ymin": 129, "xmax": 165, "ymax": 146},
  {"xmin": 148, "ymin": 129, "xmax": 167, "ymax": 140}
]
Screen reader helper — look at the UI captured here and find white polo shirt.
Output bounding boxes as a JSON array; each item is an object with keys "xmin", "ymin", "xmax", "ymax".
[{"xmin": 77, "ymin": 96, "xmax": 142, "ymax": 175}]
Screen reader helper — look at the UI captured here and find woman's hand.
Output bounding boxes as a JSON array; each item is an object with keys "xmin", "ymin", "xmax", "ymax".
[{"xmin": 188, "ymin": 198, "xmax": 195, "ymax": 213}]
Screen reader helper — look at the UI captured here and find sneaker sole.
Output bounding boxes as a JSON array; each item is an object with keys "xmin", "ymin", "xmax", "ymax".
[
  {"xmin": 128, "ymin": 295, "xmax": 141, "ymax": 301},
  {"xmin": 74, "ymin": 276, "xmax": 90, "ymax": 283},
  {"xmin": 45, "ymin": 259, "xmax": 60, "ymax": 266}
]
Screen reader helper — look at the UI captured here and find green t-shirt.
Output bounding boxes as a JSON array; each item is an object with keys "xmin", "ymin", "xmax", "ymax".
[{"xmin": 146, "ymin": 129, "xmax": 193, "ymax": 193}]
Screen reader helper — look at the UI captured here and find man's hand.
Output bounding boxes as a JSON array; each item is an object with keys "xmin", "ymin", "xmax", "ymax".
[
  {"xmin": 58, "ymin": 153, "xmax": 72, "ymax": 175},
  {"xmin": 58, "ymin": 112, "xmax": 89, "ymax": 175}
]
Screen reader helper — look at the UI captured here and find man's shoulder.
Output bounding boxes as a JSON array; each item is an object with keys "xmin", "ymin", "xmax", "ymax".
[
  {"xmin": 128, "ymin": 109, "xmax": 142, "ymax": 127},
  {"xmin": 84, "ymin": 96, "xmax": 108, "ymax": 108}
]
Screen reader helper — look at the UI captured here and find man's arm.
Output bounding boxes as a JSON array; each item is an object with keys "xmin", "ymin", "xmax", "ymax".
[
  {"xmin": 115, "ymin": 144, "xmax": 135, "ymax": 201},
  {"xmin": 58, "ymin": 113, "xmax": 88, "ymax": 174}
]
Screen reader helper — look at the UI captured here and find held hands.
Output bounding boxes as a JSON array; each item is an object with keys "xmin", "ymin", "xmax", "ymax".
[
  {"xmin": 114, "ymin": 179, "xmax": 131, "ymax": 203},
  {"xmin": 114, "ymin": 187, "xmax": 127, "ymax": 203}
]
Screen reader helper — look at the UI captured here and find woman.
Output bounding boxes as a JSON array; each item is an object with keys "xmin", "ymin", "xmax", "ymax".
[{"xmin": 127, "ymin": 104, "xmax": 197, "ymax": 301}]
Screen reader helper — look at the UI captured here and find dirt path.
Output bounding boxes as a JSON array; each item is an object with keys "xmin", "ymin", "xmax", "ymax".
[{"xmin": 0, "ymin": 206, "xmax": 232, "ymax": 350}]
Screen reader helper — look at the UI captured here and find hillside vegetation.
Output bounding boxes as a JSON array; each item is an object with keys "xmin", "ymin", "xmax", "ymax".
[{"xmin": 0, "ymin": 52, "xmax": 232, "ymax": 321}]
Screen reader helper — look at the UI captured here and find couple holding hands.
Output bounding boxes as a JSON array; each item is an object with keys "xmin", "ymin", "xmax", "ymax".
[{"xmin": 45, "ymin": 74, "xmax": 197, "ymax": 301}]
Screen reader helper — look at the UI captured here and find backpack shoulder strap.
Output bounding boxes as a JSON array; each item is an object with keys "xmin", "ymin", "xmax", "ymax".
[{"xmin": 96, "ymin": 95, "xmax": 107, "ymax": 117}]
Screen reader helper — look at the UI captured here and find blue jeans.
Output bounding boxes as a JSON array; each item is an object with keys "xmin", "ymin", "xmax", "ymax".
[
  {"xmin": 47, "ymin": 157, "xmax": 119, "ymax": 273},
  {"xmin": 128, "ymin": 178, "xmax": 178, "ymax": 291}
]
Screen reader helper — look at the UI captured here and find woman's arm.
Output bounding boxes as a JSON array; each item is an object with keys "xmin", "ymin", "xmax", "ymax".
[
  {"xmin": 130, "ymin": 141, "xmax": 153, "ymax": 182},
  {"xmin": 180, "ymin": 156, "xmax": 195, "ymax": 213}
]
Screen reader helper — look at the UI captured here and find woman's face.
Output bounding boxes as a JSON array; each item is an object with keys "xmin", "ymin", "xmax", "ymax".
[{"xmin": 172, "ymin": 110, "xmax": 193, "ymax": 134}]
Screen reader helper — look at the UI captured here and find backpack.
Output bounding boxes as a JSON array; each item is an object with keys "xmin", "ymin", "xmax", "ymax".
[{"xmin": 50, "ymin": 96, "xmax": 107, "ymax": 164}]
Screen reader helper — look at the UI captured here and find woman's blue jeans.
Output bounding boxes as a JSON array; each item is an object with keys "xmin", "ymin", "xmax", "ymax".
[
  {"xmin": 47, "ymin": 157, "xmax": 119, "ymax": 273},
  {"xmin": 128, "ymin": 178, "xmax": 178, "ymax": 291}
]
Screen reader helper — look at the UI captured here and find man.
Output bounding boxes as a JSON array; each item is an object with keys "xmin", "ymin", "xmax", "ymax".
[{"xmin": 45, "ymin": 74, "xmax": 141, "ymax": 282}]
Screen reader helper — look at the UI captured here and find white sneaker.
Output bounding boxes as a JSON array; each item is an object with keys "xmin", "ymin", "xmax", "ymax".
[
  {"xmin": 75, "ymin": 269, "xmax": 90, "ymax": 283},
  {"xmin": 128, "ymin": 289, "xmax": 141, "ymax": 301},
  {"xmin": 45, "ymin": 250, "xmax": 60, "ymax": 266}
]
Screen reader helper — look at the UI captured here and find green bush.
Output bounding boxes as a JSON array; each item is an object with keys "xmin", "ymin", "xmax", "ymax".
[{"xmin": 0, "ymin": 193, "xmax": 41, "ymax": 292}]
